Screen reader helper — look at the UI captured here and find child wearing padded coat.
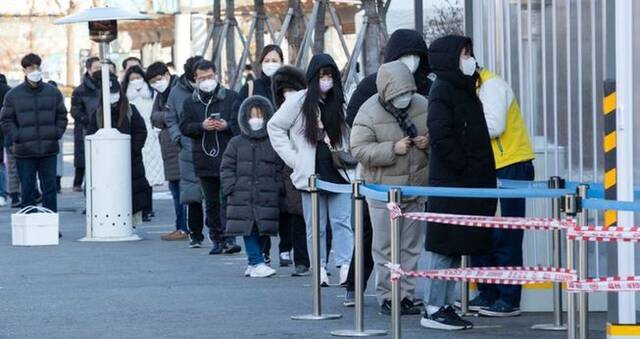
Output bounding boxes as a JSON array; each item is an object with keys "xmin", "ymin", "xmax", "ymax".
[{"xmin": 220, "ymin": 95, "xmax": 283, "ymax": 278}]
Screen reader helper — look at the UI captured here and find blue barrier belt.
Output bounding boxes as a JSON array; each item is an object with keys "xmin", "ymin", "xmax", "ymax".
[
  {"xmin": 316, "ymin": 180, "xmax": 353, "ymax": 194},
  {"xmin": 365, "ymin": 183, "xmax": 573, "ymax": 199},
  {"xmin": 582, "ymin": 198, "xmax": 640, "ymax": 212},
  {"xmin": 498, "ymin": 179, "xmax": 549, "ymax": 189},
  {"xmin": 360, "ymin": 185, "xmax": 388, "ymax": 202}
]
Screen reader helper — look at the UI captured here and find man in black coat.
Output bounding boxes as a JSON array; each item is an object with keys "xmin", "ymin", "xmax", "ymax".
[
  {"xmin": 179, "ymin": 60, "xmax": 241, "ymax": 255},
  {"xmin": 341, "ymin": 29, "xmax": 431, "ymax": 312},
  {"xmin": 0, "ymin": 53, "xmax": 68, "ymax": 211},
  {"xmin": 70, "ymin": 56, "xmax": 102, "ymax": 191},
  {"xmin": 0, "ymin": 73, "xmax": 11, "ymax": 206}
]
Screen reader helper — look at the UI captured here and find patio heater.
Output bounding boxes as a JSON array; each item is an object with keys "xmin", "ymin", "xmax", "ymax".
[{"xmin": 55, "ymin": 8, "xmax": 149, "ymax": 241}]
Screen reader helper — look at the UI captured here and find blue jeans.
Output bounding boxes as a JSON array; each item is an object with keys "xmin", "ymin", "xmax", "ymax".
[
  {"xmin": 424, "ymin": 251, "xmax": 460, "ymax": 307},
  {"xmin": 244, "ymin": 226, "xmax": 265, "ymax": 266},
  {"xmin": 0, "ymin": 162, "xmax": 7, "ymax": 198},
  {"xmin": 472, "ymin": 160, "xmax": 535, "ymax": 308},
  {"xmin": 168, "ymin": 180, "xmax": 187, "ymax": 232},
  {"xmin": 301, "ymin": 192, "xmax": 353, "ymax": 267},
  {"xmin": 16, "ymin": 155, "xmax": 57, "ymax": 211}
]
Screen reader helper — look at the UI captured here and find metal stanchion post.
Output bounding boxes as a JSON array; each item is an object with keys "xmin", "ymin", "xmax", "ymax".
[
  {"xmin": 564, "ymin": 193, "xmax": 578, "ymax": 339},
  {"xmin": 292, "ymin": 175, "xmax": 341, "ymax": 321},
  {"xmin": 389, "ymin": 188, "xmax": 402, "ymax": 339},
  {"xmin": 460, "ymin": 256, "xmax": 471, "ymax": 316},
  {"xmin": 332, "ymin": 181, "xmax": 386, "ymax": 337},
  {"xmin": 532, "ymin": 176, "xmax": 567, "ymax": 331},
  {"xmin": 576, "ymin": 185, "xmax": 589, "ymax": 339}
]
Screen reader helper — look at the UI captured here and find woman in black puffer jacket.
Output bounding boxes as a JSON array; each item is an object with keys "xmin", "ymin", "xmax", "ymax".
[
  {"xmin": 421, "ymin": 35, "xmax": 497, "ymax": 331},
  {"xmin": 220, "ymin": 95, "xmax": 283, "ymax": 278}
]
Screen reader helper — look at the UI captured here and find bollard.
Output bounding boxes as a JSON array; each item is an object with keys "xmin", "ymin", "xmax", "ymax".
[
  {"xmin": 576, "ymin": 185, "xmax": 589, "ymax": 339},
  {"xmin": 291, "ymin": 175, "xmax": 342, "ymax": 321},
  {"xmin": 331, "ymin": 181, "xmax": 387, "ymax": 337},
  {"xmin": 563, "ymin": 193, "xmax": 578, "ymax": 339},
  {"xmin": 532, "ymin": 176, "xmax": 567, "ymax": 331},
  {"xmin": 459, "ymin": 256, "xmax": 471, "ymax": 316},
  {"xmin": 389, "ymin": 188, "xmax": 402, "ymax": 339}
]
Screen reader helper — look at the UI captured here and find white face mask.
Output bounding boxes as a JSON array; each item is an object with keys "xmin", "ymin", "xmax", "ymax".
[
  {"xmin": 26, "ymin": 70, "xmax": 42, "ymax": 83},
  {"xmin": 110, "ymin": 92, "xmax": 120, "ymax": 104},
  {"xmin": 391, "ymin": 93, "xmax": 413, "ymax": 109},
  {"xmin": 248, "ymin": 118, "xmax": 264, "ymax": 131},
  {"xmin": 399, "ymin": 55, "xmax": 420, "ymax": 74},
  {"xmin": 460, "ymin": 56, "xmax": 477, "ymax": 76},
  {"xmin": 319, "ymin": 78, "xmax": 334, "ymax": 93},
  {"xmin": 129, "ymin": 78, "xmax": 144, "ymax": 90},
  {"xmin": 199, "ymin": 79, "xmax": 217, "ymax": 93},
  {"xmin": 262, "ymin": 62, "xmax": 281, "ymax": 77},
  {"xmin": 151, "ymin": 78, "xmax": 169, "ymax": 93},
  {"xmin": 126, "ymin": 86, "xmax": 140, "ymax": 101},
  {"xmin": 283, "ymin": 91, "xmax": 295, "ymax": 100}
]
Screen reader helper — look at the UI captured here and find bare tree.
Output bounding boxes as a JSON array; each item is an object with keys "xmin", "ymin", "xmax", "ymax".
[
  {"xmin": 255, "ymin": 0, "xmax": 265, "ymax": 71},
  {"xmin": 286, "ymin": 0, "xmax": 305, "ymax": 65},
  {"xmin": 226, "ymin": 0, "xmax": 236, "ymax": 83},
  {"xmin": 312, "ymin": 0, "xmax": 326, "ymax": 54},
  {"xmin": 66, "ymin": 0, "xmax": 79, "ymax": 86},
  {"xmin": 362, "ymin": 0, "xmax": 383, "ymax": 76},
  {"xmin": 424, "ymin": 0, "xmax": 464, "ymax": 44}
]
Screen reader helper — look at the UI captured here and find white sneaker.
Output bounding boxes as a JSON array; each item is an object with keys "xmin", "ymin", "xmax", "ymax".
[
  {"xmin": 0, "ymin": 196, "xmax": 6, "ymax": 207},
  {"xmin": 320, "ymin": 267, "xmax": 330, "ymax": 287},
  {"xmin": 339, "ymin": 264, "xmax": 349, "ymax": 286},
  {"xmin": 244, "ymin": 265, "xmax": 254, "ymax": 277},
  {"xmin": 250, "ymin": 263, "xmax": 277, "ymax": 278}
]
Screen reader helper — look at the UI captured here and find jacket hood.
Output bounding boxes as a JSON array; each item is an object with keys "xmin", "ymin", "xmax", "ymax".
[
  {"xmin": 177, "ymin": 74, "xmax": 195, "ymax": 92},
  {"xmin": 376, "ymin": 61, "xmax": 417, "ymax": 102},
  {"xmin": 385, "ymin": 29, "xmax": 431, "ymax": 88},
  {"xmin": 237, "ymin": 95, "xmax": 274, "ymax": 139},
  {"xmin": 82, "ymin": 73, "xmax": 99, "ymax": 91},
  {"xmin": 428, "ymin": 35, "xmax": 472, "ymax": 74},
  {"xmin": 306, "ymin": 53, "xmax": 339, "ymax": 81},
  {"xmin": 271, "ymin": 65, "xmax": 306, "ymax": 108}
]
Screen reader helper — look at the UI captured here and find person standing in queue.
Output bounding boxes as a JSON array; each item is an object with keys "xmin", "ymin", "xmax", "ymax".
[
  {"xmin": 342, "ymin": 28, "xmax": 431, "ymax": 308},
  {"xmin": 179, "ymin": 60, "xmax": 241, "ymax": 255},
  {"xmin": 271, "ymin": 65, "xmax": 310, "ymax": 276},
  {"xmin": 232, "ymin": 44, "xmax": 284, "ymax": 266},
  {"xmin": 350, "ymin": 60, "xmax": 429, "ymax": 316},
  {"xmin": 421, "ymin": 35, "xmax": 497, "ymax": 331},
  {"xmin": 268, "ymin": 53, "xmax": 354, "ymax": 287}
]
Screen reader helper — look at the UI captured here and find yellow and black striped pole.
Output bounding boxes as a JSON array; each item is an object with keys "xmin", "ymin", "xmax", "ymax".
[{"xmin": 603, "ymin": 80, "xmax": 617, "ymax": 228}]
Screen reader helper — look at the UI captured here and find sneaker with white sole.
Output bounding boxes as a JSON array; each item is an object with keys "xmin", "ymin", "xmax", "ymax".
[
  {"xmin": 279, "ymin": 252, "xmax": 292, "ymax": 267},
  {"xmin": 244, "ymin": 265, "xmax": 253, "ymax": 277},
  {"xmin": 339, "ymin": 264, "xmax": 349, "ymax": 286},
  {"xmin": 478, "ymin": 300, "xmax": 521, "ymax": 317},
  {"xmin": 320, "ymin": 267, "xmax": 330, "ymax": 287},
  {"xmin": 250, "ymin": 263, "xmax": 277, "ymax": 278},
  {"xmin": 420, "ymin": 306, "xmax": 468, "ymax": 331}
]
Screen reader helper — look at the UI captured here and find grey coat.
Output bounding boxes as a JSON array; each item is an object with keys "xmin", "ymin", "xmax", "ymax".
[
  {"xmin": 150, "ymin": 75, "xmax": 180, "ymax": 181},
  {"xmin": 220, "ymin": 95, "xmax": 282, "ymax": 236},
  {"xmin": 166, "ymin": 75, "xmax": 202, "ymax": 203}
]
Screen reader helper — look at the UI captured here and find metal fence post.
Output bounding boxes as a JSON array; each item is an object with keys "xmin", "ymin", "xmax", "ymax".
[
  {"xmin": 459, "ymin": 256, "xmax": 471, "ymax": 316},
  {"xmin": 331, "ymin": 181, "xmax": 386, "ymax": 337},
  {"xmin": 563, "ymin": 193, "xmax": 578, "ymax": 339},
  {"xmin": 532, "ymin": 176, "xmax": 567, "ymax": 331},
  {"xmin": 577, "ymin": 185, "xmax": 589, "ymax": 339},
  {"xmin": 389, "ymin": 188, "xmax": 402, "ymax": 339},
  {"xmin": 291, "ymin": 175, "xmax": 341, "ymax": 321}
]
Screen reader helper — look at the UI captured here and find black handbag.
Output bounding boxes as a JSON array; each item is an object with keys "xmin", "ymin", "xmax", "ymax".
[{"xmin": 330, "ymin": 149, "xmax": 358, "ymax": 170}]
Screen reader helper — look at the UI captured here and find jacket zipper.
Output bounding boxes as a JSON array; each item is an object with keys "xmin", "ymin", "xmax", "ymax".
[
  {"xmin": 496, "ymin": 137, "xmax": 505, "ymax": 157},
  {"xmin": 251, "ymin": 141, "xmax": 257, "ymax": 220}
]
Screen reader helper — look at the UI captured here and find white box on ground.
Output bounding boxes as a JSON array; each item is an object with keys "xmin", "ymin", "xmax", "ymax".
[{"xmin": 11, "ymin": 206, "xmax": 59, "ymax": 246}]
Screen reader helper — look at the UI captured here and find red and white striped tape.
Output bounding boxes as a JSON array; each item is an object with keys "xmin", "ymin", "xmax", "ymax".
[
  {"xmin": 568, "ymin": 276, "xmax": 640, "ymax": 293},
  {"xmin": 386, "ymin": 264, "xmax": 577, "ymax": 285},
  {"xmin": 387, "ymin": 203, "xmax": 574, "ymax": 231},
  {"xmin": 567, "ymin": 226, "xmax": 640, "ymax": 242}
]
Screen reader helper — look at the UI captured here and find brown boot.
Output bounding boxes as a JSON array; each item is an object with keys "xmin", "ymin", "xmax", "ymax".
[{"xmin": 161, "ymin": 230, "xmax": 188, "ymax": 241}]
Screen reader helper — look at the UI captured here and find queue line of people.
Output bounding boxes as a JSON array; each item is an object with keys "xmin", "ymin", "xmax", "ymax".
[{"xmin": 0, "ymin": 28, "xmax": 535, "ymax": 332}]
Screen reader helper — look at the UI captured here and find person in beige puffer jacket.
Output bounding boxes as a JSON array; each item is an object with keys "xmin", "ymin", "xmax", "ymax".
[{"xmin": 350, "ymin": 60, "xmax": 429, "ymax": 314}]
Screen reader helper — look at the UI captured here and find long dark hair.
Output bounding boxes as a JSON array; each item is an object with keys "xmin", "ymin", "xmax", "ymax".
[
  {"xmin": 302, "ymin": 66, "xmax": 346, "ymax": 147},
  {"xmin": 97, "ymin": 89, "xmax": 130, "ymax": 129}
]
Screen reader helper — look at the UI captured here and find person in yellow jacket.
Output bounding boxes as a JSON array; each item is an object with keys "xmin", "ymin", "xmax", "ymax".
[{"xmin": 463, "ymin": 68, "xmax": 535, "ymax": 318}]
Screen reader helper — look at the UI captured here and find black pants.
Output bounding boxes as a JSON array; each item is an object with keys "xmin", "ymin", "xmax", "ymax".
[
  {"xmin": 200, "ymin": 176, "xmax": 228, "ymax": 242},
  {"xmin": 345, "ymin": 199, "xmax": 374, "ymax": 292},
  {"xmin": 73, "ymin": 167, "xmax": 84, "ymax": 188},
  {"xmin": 187, "ymin": 202, "xmax": 206, "ymax": 240},
  {"xmin": 16, "ymin": 156, "xmax": 57, "ymax": 212},
  {"xmin": 279, "ymin": 213, "xmax": 310, "ymax": 267}
]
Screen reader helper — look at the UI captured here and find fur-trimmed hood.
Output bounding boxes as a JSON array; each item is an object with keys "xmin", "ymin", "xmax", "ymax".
[{"xmin": 237, "ymin": 95, "xmax": 274, "ymax": 139}]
